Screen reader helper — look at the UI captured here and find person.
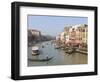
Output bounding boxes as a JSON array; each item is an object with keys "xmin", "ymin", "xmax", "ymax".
[{"xmin": 46, "ymin": 55, "xmax": 49, "ymax": 59}]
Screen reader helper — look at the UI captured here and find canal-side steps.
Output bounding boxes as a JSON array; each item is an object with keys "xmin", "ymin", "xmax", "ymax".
[
  {"xmin": 53, "ymin": 44, "xmax": 88, "ymax": 55},
  {"xmin": 65, "ymin": 48, "xmax": 87, "ymax": 55},
  {"xmin": 76, "ymin": 49, "xmax": 87, "ymax": 54}
]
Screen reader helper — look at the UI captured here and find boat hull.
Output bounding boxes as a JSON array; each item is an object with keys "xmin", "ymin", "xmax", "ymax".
[
  {"xmin": 28, "ymin": 57, "xmax": 53, "ymax": 62},
  {"xmin": 32, "ymin": 52, "xmax": 39, "ymax": 55}
]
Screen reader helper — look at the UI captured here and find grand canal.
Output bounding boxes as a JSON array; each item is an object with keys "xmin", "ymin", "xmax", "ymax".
[{"xmin": 28, "ymin": 41, "xmax": 87, "ymax": 67}]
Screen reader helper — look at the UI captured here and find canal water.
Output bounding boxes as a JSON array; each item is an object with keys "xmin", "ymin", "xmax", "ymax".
[{"xmin": 28, "ymin": 41, "xmax": 87, "ymax": 67}]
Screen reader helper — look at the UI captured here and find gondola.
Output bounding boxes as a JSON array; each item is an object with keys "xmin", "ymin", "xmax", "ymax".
[{"xmin": 28, "ymin": 57, "xmax": 53, "ymax": 62}]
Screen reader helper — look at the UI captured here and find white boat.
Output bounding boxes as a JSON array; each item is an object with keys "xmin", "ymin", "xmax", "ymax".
[
  {"xmin": 54, "ymin": 44, "xmax": 60, "ymax": 49},
  {"xmin": 32, "ymin": 46, "xmax": 40, "ymax": 55}
]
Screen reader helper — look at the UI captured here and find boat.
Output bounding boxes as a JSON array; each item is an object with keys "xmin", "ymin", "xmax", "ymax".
[
  {"xmin": 41, "ymin": 45, "xmax": 44, "ymax": 48},
  {"xmin": 61, "ymin": 47, "xmax": 66, "ymax": 50},
  {"xmin": 65, "ymin": 50, "xmax": 73, "ymax": 54},
  {"xmin": 28, "ymin": 57, "xmax": 53, "ymax": 62},
  {"xmin": 54, "ymin": 44, "xmax": 60, "ymax": 49},
  {"xmin": 55, "ymin": 46, "xmax": 60, "ymax": 49},
  {"xmin": 32, "ymin": 46, "xmax": 40, "ymax": 55},
  {"xmin": 65, "ymin": 48, "xmax": 75, "ymax": 54}
]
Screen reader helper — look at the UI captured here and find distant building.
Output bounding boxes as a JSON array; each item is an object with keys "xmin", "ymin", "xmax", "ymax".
[
  {"xmin": 56, "ymin": 35, "xmax": 60, "ymax": 41},
  {"xmin": 29, "ymin": 29, "xmax": 41, "ymax": 37},
  {"xmin": 64, "ymin": 26, "xmax": 71, "ymax": 44},
  {"xmin": 69, "ymin": 24, "xmax": 88, "ymax": 44},
  {"xmin": 28, "ymin": 29, "xmax": 41, "ymax": 44},
  {"xmin": 82, "ymin": 24, "xmax": 88, "ymax": 43},
  {"xmin": 65, "ymin": 35, "xmax": 70, "ymax": 44},
  {"xmin": 60, "ymin": 32, "xmax": 65, "ymax": 43},
  {"xmin": 69, "ymin": 28, "xmax": 76, "ymax": 40}
]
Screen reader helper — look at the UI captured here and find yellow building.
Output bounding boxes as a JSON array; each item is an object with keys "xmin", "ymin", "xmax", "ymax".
[
  {"xmin": 64, "ymin": 26, "xmax": 72, "ymax": 43},
  {"xmin": 56, "ymin": 24, "xmax": 88, "ymax": 45},
  {"xmin": 78, "ymin": 24, "xmax": 88, "ymax": 43}
]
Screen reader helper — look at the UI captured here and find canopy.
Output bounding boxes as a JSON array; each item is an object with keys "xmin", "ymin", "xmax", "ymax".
[{"xmin": 32, "ymin": 46, "xmax": 39, "ymax": 50}]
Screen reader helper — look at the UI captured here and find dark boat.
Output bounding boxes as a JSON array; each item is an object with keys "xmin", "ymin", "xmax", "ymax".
[
  {"xmin": 28, "ymin": 57, "xmax": 53, "ymax": 62},
  {"xmin": 42, "ymin": 45, "xmax": 44, "ymax": 48}
]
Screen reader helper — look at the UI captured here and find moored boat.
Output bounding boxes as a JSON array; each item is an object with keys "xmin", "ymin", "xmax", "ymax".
[{"xmin": 65, "ymin": 48, "xmax": 75, "ymax": 54}]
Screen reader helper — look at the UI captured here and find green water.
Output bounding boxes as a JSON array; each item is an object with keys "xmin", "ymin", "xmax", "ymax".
[{"xmin": 28, "ymin": 41, "xmax": 87, "ymax": 67}]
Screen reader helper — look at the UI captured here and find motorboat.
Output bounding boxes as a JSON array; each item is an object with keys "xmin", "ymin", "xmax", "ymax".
[{"xmin": 32, "ymin": 46, "xmax": 40, "ymax": 55}]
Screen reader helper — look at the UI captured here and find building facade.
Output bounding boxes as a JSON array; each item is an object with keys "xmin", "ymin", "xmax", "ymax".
[
  {"xmin": 28, "ymin": 29, "xmax": 41, "ymax": 44},
  {"xmin": 56, "ymin": 24, "xmax": 88, "ymax": 47}
]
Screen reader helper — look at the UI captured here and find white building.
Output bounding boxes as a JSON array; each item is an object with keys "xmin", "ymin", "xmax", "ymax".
[
  {"xmin": 60, "ymin": 32, "xmax": 65, "ymax": 42},
  {"xmin": 65, "ymin": 35, "xmax": 70, "ymax": 43}
]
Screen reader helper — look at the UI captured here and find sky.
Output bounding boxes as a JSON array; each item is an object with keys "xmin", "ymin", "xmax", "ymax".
[{"xmin": 28, "ymin": 15, "xmax": 87, "ymax": 36}]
